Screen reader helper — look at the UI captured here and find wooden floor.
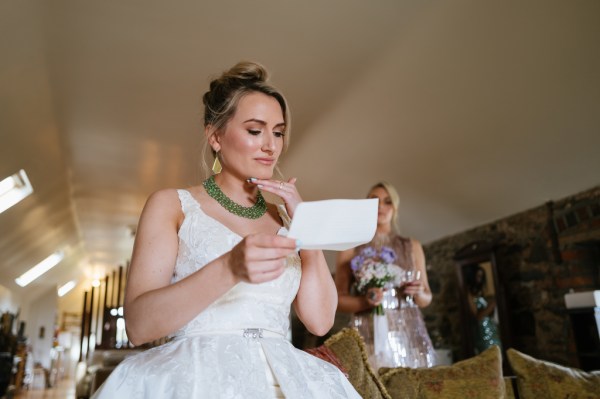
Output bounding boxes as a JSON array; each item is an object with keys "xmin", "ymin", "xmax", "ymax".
[{"xmin": 13, "ymin": 378, "xmax": 76, "ymax": 399}]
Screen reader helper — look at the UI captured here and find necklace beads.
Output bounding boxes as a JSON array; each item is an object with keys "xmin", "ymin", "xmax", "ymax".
[{"xmin": 202, "ymin": 175, "xmax": 267, "ymax": 219}]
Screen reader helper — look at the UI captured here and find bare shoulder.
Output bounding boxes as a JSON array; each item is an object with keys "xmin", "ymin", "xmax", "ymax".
[
  {"xmin": 145, "ymin": 188, "xmax": 181, "ymax": 210},
  {"xmin": 141, "ymin": 189, "xmax": 184, "ymax": 224},
  {"xmin": 410, "ymin": 238, "xmax": 424, "ymax": 251},
  {"xmin": 184, "ymin": 184, "xmax": 205, "ymax": 199},
  {"xmin": 409, "ymin": 238, "xmax": 426, "ymax": 264}
]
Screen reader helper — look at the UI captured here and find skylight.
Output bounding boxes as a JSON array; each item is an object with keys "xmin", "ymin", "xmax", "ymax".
[
  {"xmin": 0, "ymin": 169, "xmax": 33, "ymax": 214},
  {"xmin": 58, "ymin": 280, "xmax": 77, "ymax": 297},
  {"xmin": 15, "ymin": 250, "xmax": 65, "ymax": 287}
]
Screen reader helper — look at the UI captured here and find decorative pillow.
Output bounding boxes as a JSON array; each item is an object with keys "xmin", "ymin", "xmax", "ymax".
[
  {"xmin": 506, "ymin": 348, "xmax": 600, "ymax": 399},
  {"xmin": 504, "ymin": 377, "xmax": 517, "ymax": 399},
  {"xmin": 378, "ymin": 345, "xmax": 505, "ymax": 399},
  {"xmin": 324, "ymin": 328, "xmax": 391, "ymax": 399},
  {"xmin": 305, "ymin": 345, "xmax": 349, "ymax": 378}
]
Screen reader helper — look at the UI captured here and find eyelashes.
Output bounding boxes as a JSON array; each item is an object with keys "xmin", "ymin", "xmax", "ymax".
[{"xmin": 247, "ymin": 129, "xmax": 285, "ymax": 138}]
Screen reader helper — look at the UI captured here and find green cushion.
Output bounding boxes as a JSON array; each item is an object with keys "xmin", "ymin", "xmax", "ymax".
[
  {"xmin": 378, "ymin": 345, "xmax": 505, "ymax": 399},
  {"xmin": 507, "ymin": 348, "xmax": 600, "ymax": 399},
  {"xmin": 324, "ymin": 328, "xmax": 391, "ymax": 399}
]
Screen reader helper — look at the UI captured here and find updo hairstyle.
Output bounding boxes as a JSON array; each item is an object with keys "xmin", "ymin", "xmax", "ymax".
[{"xmin": 203, "ymin": 61, "xmax": 291, "ymax": 152}]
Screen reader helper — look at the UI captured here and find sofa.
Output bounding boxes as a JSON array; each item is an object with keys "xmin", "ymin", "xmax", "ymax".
[{"xmin": 309, "ymin": 328, "xmax": 600, "ymax": 399}]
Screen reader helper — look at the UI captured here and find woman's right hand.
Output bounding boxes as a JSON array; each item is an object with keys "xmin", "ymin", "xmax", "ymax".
[
  {"xmin": 227, "ymin": 233, "xmax": 297, "ymax": 284},
  {"xmin": 366, "ymin": 287, "xmax": 383, "ymax": 307}
]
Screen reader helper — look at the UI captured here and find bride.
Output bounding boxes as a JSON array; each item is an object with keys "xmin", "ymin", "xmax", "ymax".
[{"xmin": 92, "ymin": 61, "xmax": 360, "ymax": 399}]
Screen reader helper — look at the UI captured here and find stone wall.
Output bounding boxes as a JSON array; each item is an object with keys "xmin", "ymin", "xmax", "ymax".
[{"xmin": 422, "ymin": 185, "xmax": 600, "ymax": 367}]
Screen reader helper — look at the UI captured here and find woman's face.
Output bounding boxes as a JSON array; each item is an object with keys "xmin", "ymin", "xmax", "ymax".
[
  {"xmin": 214, "ymin": 92, "xmax": 285, "ymax": 179},
  {"xmin": 475, "ymin": 269, "xmax": 485, "ymax": 284},
  {"xmin": 368, "ymin": 186, "xmax": 395, "ymax": 227}
]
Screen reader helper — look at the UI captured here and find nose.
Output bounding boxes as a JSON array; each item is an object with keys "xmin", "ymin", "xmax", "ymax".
[{"xmin": 262, "ymin": 132, "xmax": 276, "ymax": 154}]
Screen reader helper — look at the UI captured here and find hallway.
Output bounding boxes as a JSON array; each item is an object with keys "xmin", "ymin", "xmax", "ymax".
[{"xmin": 14, "ymin": 378, "xmax": 75, "ymax": 399}]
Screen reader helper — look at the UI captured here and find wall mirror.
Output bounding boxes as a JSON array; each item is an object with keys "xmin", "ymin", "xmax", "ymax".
[{"xmin": 454, "ymin": 240, "xmax": 512, "ymax": 368}]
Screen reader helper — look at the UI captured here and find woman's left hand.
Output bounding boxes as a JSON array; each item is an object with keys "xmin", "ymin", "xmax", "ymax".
[
  {"xmin": 401, "ymin": 280, "xmax": 424, "ymax": 297},
  {"xmin": 251, "ymin": 177, "xmax": 302, "ymax": 218}
]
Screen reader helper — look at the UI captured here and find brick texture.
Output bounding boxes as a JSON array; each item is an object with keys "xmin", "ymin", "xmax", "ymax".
[{"xmin": 422, "ymin": 185, "xmax": 600, "ymax": 368}]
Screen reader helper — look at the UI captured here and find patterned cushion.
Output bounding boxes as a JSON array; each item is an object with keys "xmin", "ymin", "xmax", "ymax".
[
  {"xmin": 305, "ymin": 345, "xmax": 349, "ymax": 378},
  {"xmin": 504, "ymin": 377, "xmax": 517, "ymax": 399},
  {"xmin": 324, "ymin": 328, "xmax": 391, "ymax": 399},
  {"xmin": 378, "ymin": 345, "xmax": 505, "ymax": 399},
  {"xmin": 507, "ymin": 348, "xmax": 600, "ymax": 399}
]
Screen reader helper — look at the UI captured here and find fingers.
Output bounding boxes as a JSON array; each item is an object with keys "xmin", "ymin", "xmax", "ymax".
[
  {"xmin": 230, "ymin": 255, "xmax": 288, "ymax": 284},
  {"xmin": 251, "ymin": 178, "xmax": 296, "ymax": 193},
  {"xmin": 251, "ymin": 268, "xmax": 286, "ymax": 284},
  {"xmin": 244, "ymin": 259, "xmax": 287, "ymax": 283},
  {"xmin": 245, "ymin": 233, "xmax": 296, "ymax": 251},
  {"xmin": 402, "ymin": 281, "xmax": 423, "ymax": 295},
  {"xmin": 401, "ymin": 280, "xmax": 422, "ymax": 288},
  {"xmin": 229, "ymin": 233, "xmax": 297, "ymax": 285},
  {"xmin": 250, "ymin": 178, "xmax": 303, "ymax": 218},
  {"xmin": 366, "ymin": 287, "xmax": 384, "ymax": 306},
  {"xmin": 246, "ymin": 247, "xmax": 296, "ymax": 261}
]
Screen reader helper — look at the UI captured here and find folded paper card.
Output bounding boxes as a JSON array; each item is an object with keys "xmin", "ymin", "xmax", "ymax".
[{"xmin": 287, "ymin": 199, "xmax": 378, "ymax": 251}]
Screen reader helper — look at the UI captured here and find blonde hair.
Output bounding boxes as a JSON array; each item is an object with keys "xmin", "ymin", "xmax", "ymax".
[
  {"xmin": 200, "ymin": 61, "xmax": 291, "ymax": 176},
  {"xmin": 368, "ymin": 181, "xmax": 400, "ymax": 233}
]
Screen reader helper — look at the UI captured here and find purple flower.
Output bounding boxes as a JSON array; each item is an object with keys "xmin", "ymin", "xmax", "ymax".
[
  {"xmin": 360, "ymin": 246, "xmax": 377, "ymax": 258},
  {"xmin": 379, "ymin": 246, "xmax": 396, "ymax": 264},
  {"xmin": 350, "ymin": 256, "xmax": 363, "ymax": 272}
]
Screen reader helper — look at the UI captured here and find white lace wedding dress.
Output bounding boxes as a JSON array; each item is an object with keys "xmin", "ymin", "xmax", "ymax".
[{"xmin": 92, "ymin": 190, "xmax": 360, "ymax": 399}]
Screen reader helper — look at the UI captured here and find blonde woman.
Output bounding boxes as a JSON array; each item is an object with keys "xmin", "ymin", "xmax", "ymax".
[
  {"xmin": 335, "ymin": 182, "xmax": 436, "ymax": 369},
  {"xmin": 93, "ymin": 62, "xmax": 360, "ymax": 399}
]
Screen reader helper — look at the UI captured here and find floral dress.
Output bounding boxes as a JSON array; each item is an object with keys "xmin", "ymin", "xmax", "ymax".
[{"xmin": 349, "ymin": 234, "xmax": 436, "ymax": 369}]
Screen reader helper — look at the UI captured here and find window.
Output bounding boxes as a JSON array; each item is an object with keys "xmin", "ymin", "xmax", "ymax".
[{"xmin": 0, "ymin": 169, "xmax": 33, "ymax": 214}]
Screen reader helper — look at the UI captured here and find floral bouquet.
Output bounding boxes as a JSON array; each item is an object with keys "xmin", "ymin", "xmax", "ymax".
[{"xmin": 350, "ymin": 246, "xmax": 400, "ymax": 315}]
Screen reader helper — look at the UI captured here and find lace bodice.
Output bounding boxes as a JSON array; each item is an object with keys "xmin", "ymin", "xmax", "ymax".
[
  {"xmin": 172, "ymin": 189, "xmax": 302, "ymax": 338},
  {"xmin": 92, "ymin": 189, "xmax": 361, "ymax": 399}
]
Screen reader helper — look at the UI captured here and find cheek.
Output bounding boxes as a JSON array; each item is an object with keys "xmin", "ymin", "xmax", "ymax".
[
  {"xmin": 383, "ymin": 207, "xmax": 395, "ymax": 221},
  {"xmin": 225, "ymin": 134, "xmax": 258, "ymax": 153},
  {"xmin": 273, "ymin": 138, "xmax": 284, "ymax": 155},
  {"xmin": 241, "ymin": 135, "xmax": 260, "ymax": 150}
]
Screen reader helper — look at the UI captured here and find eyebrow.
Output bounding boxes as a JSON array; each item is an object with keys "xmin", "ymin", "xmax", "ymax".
[
  {"xmin": 243, "ymin": 118, "xmax": 286, "ymax": 128},
  {"xmin": 368, "ymin": 194, "xmax": 391, "ymax": 200}
]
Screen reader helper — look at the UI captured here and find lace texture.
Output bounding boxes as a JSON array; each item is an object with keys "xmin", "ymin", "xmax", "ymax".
[{"xmin": 92, "ymin": 189, "xmax": 360, "ymax": 399}]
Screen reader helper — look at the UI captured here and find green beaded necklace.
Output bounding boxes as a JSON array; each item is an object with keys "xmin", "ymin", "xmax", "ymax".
[{"xmin": 203, "ymin": 175, "xmax": 267, "ymax": 219}]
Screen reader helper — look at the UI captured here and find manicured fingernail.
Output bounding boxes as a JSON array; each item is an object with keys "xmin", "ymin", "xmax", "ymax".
[
  {"xmin": 248, "ymin": 177, "xmax": 257, "ymax": 182},
  {"xmin": 295, "ymin": 240, "xmax": 303, "ymax": 251},
  {"xmin": 257, "ymin": 184, "xmax": 263, "ymax": 188}
]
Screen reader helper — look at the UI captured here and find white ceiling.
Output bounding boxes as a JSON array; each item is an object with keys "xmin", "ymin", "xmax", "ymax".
[{"xmin": 1, "ymin": 0, "xmax": 599, "ymax": 305}]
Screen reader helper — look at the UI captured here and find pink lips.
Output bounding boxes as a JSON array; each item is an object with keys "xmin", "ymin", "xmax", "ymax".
[{"xmin": 255, "ymin": 158, "xmax": 275, "ymax": 165}]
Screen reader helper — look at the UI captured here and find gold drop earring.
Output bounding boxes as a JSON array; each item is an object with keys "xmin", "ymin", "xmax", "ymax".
[{"xmin": 212, "ymin": 151, "xmax": 222, "ymax": 174}]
